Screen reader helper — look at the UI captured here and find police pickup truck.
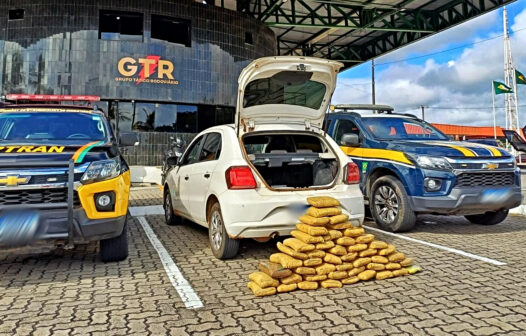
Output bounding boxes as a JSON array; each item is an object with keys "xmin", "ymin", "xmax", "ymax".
[
  {"xmin": 325, "ymin": 104, "xmax": 522, "ymax": 232},
  {"xmin": 0, "ymin": 100, "xmax": 137, "ymax": 261}
]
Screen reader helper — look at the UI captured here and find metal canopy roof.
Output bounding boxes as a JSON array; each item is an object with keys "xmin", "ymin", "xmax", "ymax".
[{"xmin": 235, "ymin": 0, "xmax": 516, "ymax": 70}]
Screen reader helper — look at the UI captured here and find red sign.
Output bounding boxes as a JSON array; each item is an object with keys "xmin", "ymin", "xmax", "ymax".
[{"xmin": 6, "ymin": 94, "xmax": 100, "ymax": 102}]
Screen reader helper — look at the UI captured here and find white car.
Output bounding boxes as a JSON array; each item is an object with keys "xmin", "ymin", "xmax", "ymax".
[{"xmin": 163, "ymin": 56, "xmax": 365, "ymax": 259}]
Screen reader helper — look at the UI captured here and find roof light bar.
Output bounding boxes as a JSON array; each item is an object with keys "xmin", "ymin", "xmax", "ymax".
[{"xmin": 6, "ymin": 94, "xmax": 100, "ymax": 102}]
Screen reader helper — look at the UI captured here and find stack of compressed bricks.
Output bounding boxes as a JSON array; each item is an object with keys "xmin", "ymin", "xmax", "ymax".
[{"xmin": 247, "ymin": 196, "xmax": 415, "ymax": 296}]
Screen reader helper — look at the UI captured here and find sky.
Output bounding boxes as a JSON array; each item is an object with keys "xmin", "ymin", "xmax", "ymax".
[{"xmin": 333, "ymin": 0, "xmax": 526, "ymax": 127}]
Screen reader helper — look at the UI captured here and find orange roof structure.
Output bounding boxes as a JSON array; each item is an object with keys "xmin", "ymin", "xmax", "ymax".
[{"xmin": 432, "ymin": 123, "xmax": 505, "ymax": 138}]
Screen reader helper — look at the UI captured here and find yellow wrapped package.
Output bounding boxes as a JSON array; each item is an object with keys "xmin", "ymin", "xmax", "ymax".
[
  {"xmin": 356, "ymin": 234, "xmax": 375, "ymax": 244},
  {"xmin": 270, "ymin": 253, "xmax": 303, "ymax": 269},
  {"xmin": 393, "ymin": 269, "xmax": 409, "ymax": 277},
  {"xmin": 277, "ymin": 283, "xmax": 297, "ymax": 293},
  {"xmin": 316, "ymin": 240, "xmax": 335, "ymax": 250},
  {"xmin": 388, "ymin": 252, "xmax": 405, "ymax": 262},
  {"xmin": 348, "ymin": 266, "xmax": 365, "ymax": 277},
  {"xmin": 342, "ymin": 276, "xmax": 360, "ymax": 285},
  {"xmin": 304, "ymin": 274, "xmax": 327, "ymax": 281},
  {"xmin": 291, "ymin": 230, "xmax": 324, "ymax": 244},
  {"xmin": 303, "ymin": 258, "xmax": 323, "ymax": 267},
  {"xmin": 328, "ymin": 230, "xmax": 343, "ymax": 240},
  {"xmin": 328, "ymin": 271, "xmax": 348, "ymax": 280},
  {"xmin": 297, "ymin": 223, "xmax": 329, "ymax": 236},
  {"xmin": 280, "ymin": 273, "xmax": 302, "ymax": 285},
  {"xmin": 376, "ymin": 271, "xmax": 394, "ymax": 280},
  {"xmin": 316, "ymin": 263, "xmax": 336, "ymax": 275},
  {"xmin": 307, "ymin": 250, "xmax": 325, "ymax": 258},
  {"xmin": 258, "ymin": 261, "xmax": 292, "ymax": 279},
  {"xmin": 369, "ymin": 240, "xmax": 388, "ymax": 249},
  {"xmin": 283, "ymin": 238, "xmax": 315, "ymax": 252},
  {"xmin": 359, "ymin": 249, "xmax": 378, "ymax": 257},
  {"xmin": 328, "ymin": 245, "xmax": 347, "ymax": 256},
  {"xmin": 327, "ymin": 222, "xmax": 353, "ymax": 230},
  {"xmin": 344, "ymin": 227, "xmax": 365, "ymax": 237},
  {"xmin": 247, "ymin": 281, "xmax": 277, "ymax": 296},
  {"xmin": 329, "ymin": 214, "xmax": 349, "ymax": 225},
  {"xmin": 299, "ymin": 215, "xmax": 330, "ymax": 226},
  {"xmin": 347, "ymin": 244, "xmax": 368, "ymax": 252},
  {"xmin": 357, "ymin": 270, "xmax": 376, "ymax": 281},
  {"xmin": 248, "ymin": 272, "xmax": 280, "ymax": 288},
  {"xmin": 366, "ymin": 263, "xmax": 385, "ymax": 271},
  {"xmin": 400, "ymin": 258, "xmax": 414, "ymax": 267},
  {"xmin": 378, "ymin": 244, "xmax": 396, "ymax": 256},
  {"xmin": 277, "ymin": 242, "xmax": 308, "ymax": 260},
  {"xmin": 306, "ymin": 207, "xmax": 341, "ymax": 218},
  {"xmin": 371, "ymin": 256, "xmax": 389, "ymax": 264},
  {"xmin": 322, "ymin": 234, "xmax": 332, "ymax": 242},
  {"xmin": 336, "ymin": 263, "xmax": 354, "ymax": 272},
  {"xmin": 386, "ymin": 263, "xmax": 401, "ymax": 270},
  {"xmin": 353, "ymin": 257, "xmax": 372, "ymax": 268},
  {"xmin": 307, "ymin": 196, "xmax": 340, "ymax": 208},
  {"xmin": 324, "ymin": 253, "xmax": 343, "ymax": 265},
  {"xmin": 295, "ymin": 267, "xmax": 316, "ymax": 275},
  {"xmin": 336, "ymin": 237, "xmax": 355, "ymax": 246},
  {"xmin": 341, "ymin": 252, "xmax": 358, "ymax": 262},
  {"xmin": 321, "ymin": 279, "xmax": 342, "ymax": 289},
  {"xmin": 298, "ymin": 281, "xmax": 319, "ymax": 290}
]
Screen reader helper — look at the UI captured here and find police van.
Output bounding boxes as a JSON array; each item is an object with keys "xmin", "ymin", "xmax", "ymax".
[{"xmin": 0, "ymin": 95, "xmax": 137, "ymax": 262}]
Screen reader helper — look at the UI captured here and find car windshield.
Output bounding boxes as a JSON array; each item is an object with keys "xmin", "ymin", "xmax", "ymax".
[
  {"xmin": 0, "ymin": 111, "xmax": 109, "ymax": 143},
  {"xmin": 361, "ymin": 117, "xmax": 448, "ymax": 141}
]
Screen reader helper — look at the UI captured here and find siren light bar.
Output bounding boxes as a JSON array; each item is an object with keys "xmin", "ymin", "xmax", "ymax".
[{"xmin": 6, "ymin": 94, "xmax": 100, "ymax": 102}]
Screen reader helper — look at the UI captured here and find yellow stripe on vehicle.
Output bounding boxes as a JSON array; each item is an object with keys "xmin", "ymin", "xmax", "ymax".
[
  {"xmin": 427, "ymin": 143, "xmax": 477, "ymax": 157},
  {"xmin": 468, "ymin": 143, "xmax": 502, "ymax": 157},
  {"xmin": 341, "ymin": 146, "xmax": 413, "ymax": 165}
]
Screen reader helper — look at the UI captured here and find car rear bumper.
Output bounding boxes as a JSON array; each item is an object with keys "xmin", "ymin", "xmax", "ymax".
[
  {"xmin": 409, "ymin": 186, "xmax": 523, "ymax": 215},
  {"xmin": 219, "ymin": 185, "xmax": 365, "ymax": 239}
]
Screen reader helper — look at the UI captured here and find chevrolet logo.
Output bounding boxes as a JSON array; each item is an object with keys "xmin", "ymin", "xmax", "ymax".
[
  {"xmin": 483, "ymin": 163, "xmax": 499, "ymax": 170},
  {"xmin": 0, "ymin": 175, "xmax": 31, "ymax": 186}
]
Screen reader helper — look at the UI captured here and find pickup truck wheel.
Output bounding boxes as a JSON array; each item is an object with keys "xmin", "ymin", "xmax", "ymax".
[
  {"xmin": 208, "ymin": 202, "xmax": 239, "ymax": 259},
  {"xmin": 100, "ymin": 219, "xmax": 129, "ymax": 262},
  {"xmin": 465, "ymin": 210, "xmax": 509, "ymax": 225},
  {"xmin": 164, "ymin": 189, "xmax": 182, "ymax": 226},
  {"xmin": 371, "ymin": 176, "xmax": 416, "ymax": 232}
]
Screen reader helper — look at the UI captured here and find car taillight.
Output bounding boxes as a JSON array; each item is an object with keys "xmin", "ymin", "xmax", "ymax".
[
  {"xmin": 226, "ymin": 166, "xmax": 257, "ymax": 189},
  {"xmin": 344, "ymin": 162, "xmax": 360, "ymax": 184}
]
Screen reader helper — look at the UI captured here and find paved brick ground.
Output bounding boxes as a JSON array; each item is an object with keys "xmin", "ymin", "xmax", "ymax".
[{"xmin": 1, "ymin": 187, "xmax": 526, "ymax": 335}]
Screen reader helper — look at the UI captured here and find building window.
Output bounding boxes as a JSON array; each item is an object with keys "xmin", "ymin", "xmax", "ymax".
[
  {"xmin": 151, "ymin": 15, "xmax": 191, "ymax": 47},
  {"xmin": 99, "ymin": 10, "xmax": 143, "ymax": 41},
  {"xmin": 245, "ymin": 32, "xmax": 254, "ymax": 45},
  {"xmin": 176, "ymin": 105, "xmax": 197, "ymax": 133},
  {"xmin": 8, "ymin": 9, "xmax": 24, "ymax": 20}
]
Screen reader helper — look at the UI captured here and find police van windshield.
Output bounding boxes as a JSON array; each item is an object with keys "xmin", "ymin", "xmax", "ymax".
[
  {"xmin": 0, "ymin": 112, "xmax": 109, "ymax": 143},
  {"xmin": 361, "ymin": 117, "xmax": 448, "ymax": 141}
]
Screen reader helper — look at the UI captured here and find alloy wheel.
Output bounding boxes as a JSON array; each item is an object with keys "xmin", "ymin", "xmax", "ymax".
[
  {"xmin": 210, "ymin": 210, "xmax": 223, "ymax": 252},
  {"xmin": 164, "ymin": 195, "xmax": 172, "ymax": 224},
  {"xmin": 374, "ymin": 185, "xmax": 399, "ymax": 224}
]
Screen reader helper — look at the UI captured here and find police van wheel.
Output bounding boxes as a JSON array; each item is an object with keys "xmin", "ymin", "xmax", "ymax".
[
  {"xmin": 465, "ymin": 210, "xmax": 509, "ymax": 225},
  {"xmin": 100, "ymin": 219, "xmax": 129, "ymax": 262},
  {"xmin": 371, "ymin": 176, "xmax": 416, "ymax": 232}
]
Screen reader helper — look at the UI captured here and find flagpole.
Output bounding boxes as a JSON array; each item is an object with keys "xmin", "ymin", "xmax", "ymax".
[
  {"xmin": 513, "ymin": 69, "xmax": 520, "ymax": 133},
  {"xmin": 492, "ymin": 81, "xmax": 497, "ymax": 139}
]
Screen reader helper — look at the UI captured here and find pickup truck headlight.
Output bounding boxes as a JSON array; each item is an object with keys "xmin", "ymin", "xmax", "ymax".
[
  {"xmin": 411, "ymin": 155, "xmax": 453, "ymax": 171},
  {"xmin": 81, "ymin": 157, "xmax": 121, "ymax": 184}
]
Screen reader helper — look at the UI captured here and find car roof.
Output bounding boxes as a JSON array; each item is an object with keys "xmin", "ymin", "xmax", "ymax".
[{"xmin": 328, "ymin": 112, "xmax": 418, "ymax": 119}]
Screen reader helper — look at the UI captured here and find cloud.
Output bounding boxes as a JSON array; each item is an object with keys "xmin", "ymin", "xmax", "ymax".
[{"xmin": 334, "ymin": 6, "xmax": 526, "ymax": 128}]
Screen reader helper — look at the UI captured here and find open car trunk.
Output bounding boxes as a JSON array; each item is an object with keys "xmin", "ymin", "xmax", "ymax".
[{"xmin": 243, "ymin": 133, "xmax": 339, "ymax": 190}]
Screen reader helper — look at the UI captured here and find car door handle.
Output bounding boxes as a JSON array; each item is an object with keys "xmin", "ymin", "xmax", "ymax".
[
  {"xmin": 204, "ymin": 173, "xmax": 211, "ymax": 179},
  {"xmin": 184, "ymin": 176, "xmax": 189, "ymax": 181}
]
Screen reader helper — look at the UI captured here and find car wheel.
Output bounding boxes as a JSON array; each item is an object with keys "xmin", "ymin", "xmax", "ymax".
[
  {"xmin": 164, "ymin": 188, "xmax": 182, "ymax": 226},
  {"xmin": 208, "ymin": 202, "xmax": 239, "ymax": 259},
  {"xmin": 465, "ymin": 209, "xmax": 509, "ymax": 225},
  {"xmin": 370, "ymin": 175, "xmax": 416, "ymax": 232},
  {"xmin": 100, "ymin": 218, "xmax": 129, "ymax": 262}
]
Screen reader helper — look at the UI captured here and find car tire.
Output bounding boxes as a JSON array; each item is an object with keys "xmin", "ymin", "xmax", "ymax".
[
  {"xmin": 465, "ymin": 210, "xmax": 509, "ymax": 225},
  {"xmin": 208, "ymin": 202, "xmax": 239, "ymax": 260},
  {"xmin": 100, "ymin": 219, "xmax": 129, "ymax": 262},
  {"xmin": 370, "ymin": 175, "xmax": 416, "ymax": 232},
  {"xmin": 164, "ymin": 188, "xmax": 182, "ymax": 226}
]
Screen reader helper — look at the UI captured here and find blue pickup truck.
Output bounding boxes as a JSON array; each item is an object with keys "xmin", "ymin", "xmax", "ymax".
[{"xmin": 325, "ymin": 104, "xmax": 522, "ymax": 232}]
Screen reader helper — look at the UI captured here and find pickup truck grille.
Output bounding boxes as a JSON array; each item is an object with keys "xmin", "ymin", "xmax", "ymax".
[
  {"xmin": 0, "ymin": 188, "xmax": 80, "ymax": 206},
  {"xmin": 455, "ymin": 172, "xmax": 515, "ymax": 187}
]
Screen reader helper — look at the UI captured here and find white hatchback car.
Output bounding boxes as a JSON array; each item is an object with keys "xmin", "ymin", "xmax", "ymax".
[{"xmin": 163, "ymin": 56, "xmax": 365, "ymax": 259}]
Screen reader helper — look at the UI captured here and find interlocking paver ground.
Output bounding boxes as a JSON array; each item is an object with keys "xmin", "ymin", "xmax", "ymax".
[{"xmin": 1, "ymin": 187, "xmax": 526, "ymax": 335}]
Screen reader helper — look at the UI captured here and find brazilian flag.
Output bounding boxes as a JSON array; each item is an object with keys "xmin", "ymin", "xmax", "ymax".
[
  {"xmin": 516, "ymin": 69, "xmax": 526, "ymax": 85},
  {"xmin": 493, "ymin": 81, "xmax": 513, "ymax": 95}
]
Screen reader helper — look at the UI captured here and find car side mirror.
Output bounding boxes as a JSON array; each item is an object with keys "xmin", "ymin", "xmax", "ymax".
[
  {"xmin": 119, "ymin": 132, "xmax": 140, "ymax": 147},
  {"xmin": 166, "ymin": 156, "xmax": 180, "ymax": 166},
  {"xmin": 341, "ymin": 133, "xmax": 360, "ymax": 147}
]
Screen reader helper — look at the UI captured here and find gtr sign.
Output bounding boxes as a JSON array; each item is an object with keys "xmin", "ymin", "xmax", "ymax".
[{"xmin": 116, "ymin": 55, "xmax": 179, "ymax": 85}]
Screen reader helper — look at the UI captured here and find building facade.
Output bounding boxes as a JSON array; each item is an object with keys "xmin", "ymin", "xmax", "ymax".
[{"xmin": 0, "ymin": 0, "xmax": 276, "ymax": 165}]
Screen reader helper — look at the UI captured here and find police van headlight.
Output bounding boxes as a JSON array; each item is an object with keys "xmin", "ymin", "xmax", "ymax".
[
  {"xmin": 410, "ymin": 155, "xmax": 453, "ymax": 171},
  {"xmin": 81, "ymin": 157, "xmax": 121, "ymax": 184}
]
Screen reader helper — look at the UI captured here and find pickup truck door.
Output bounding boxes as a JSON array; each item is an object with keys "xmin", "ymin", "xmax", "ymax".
[{"xmin": 331, "ymin": 118, "xmax": 365, "ymax": 182}]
